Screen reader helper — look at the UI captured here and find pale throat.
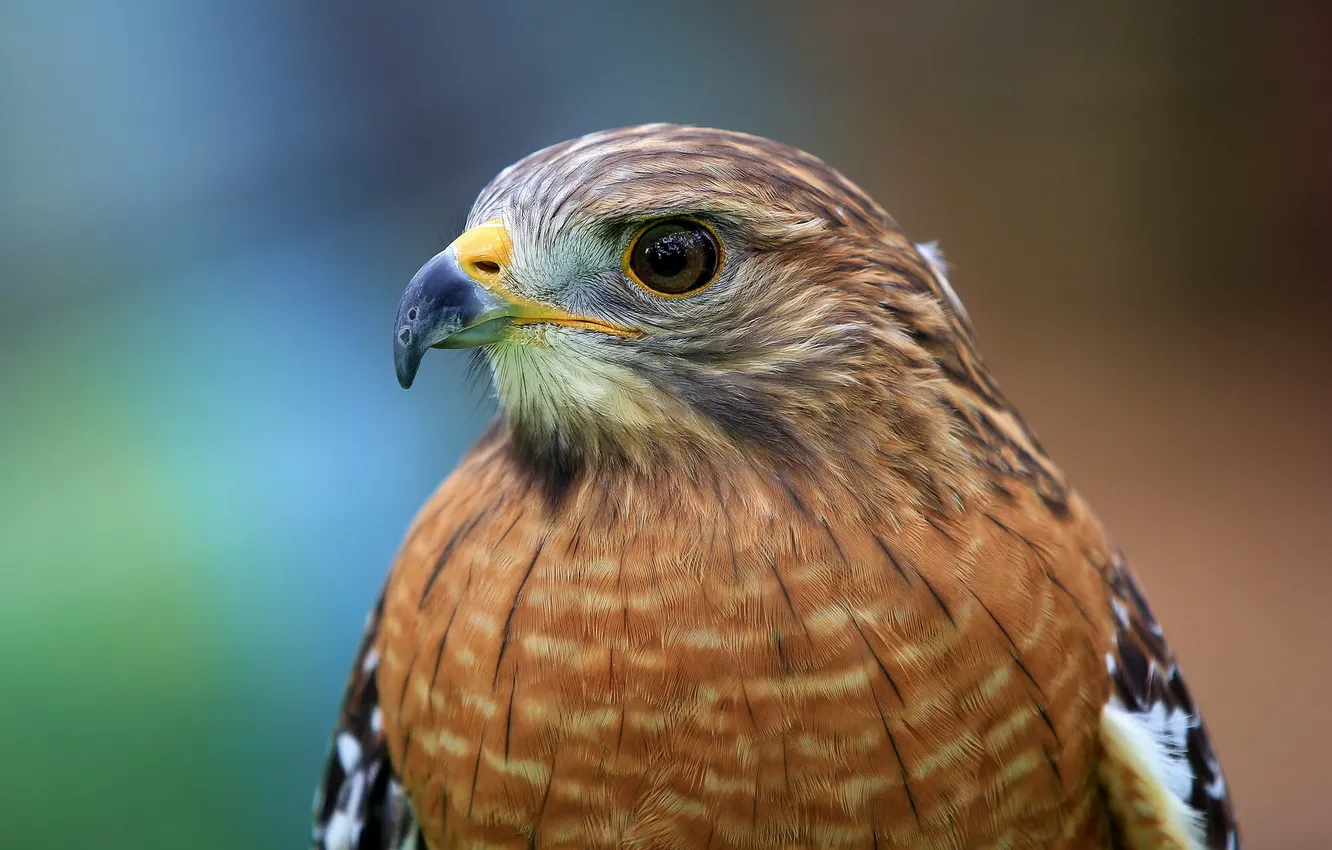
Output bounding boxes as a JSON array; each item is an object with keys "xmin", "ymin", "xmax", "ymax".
[
  {"xmin": 486, "ymin": 337, "xmax": 736, "ymax": 463},
  {"xmin": 484, "ymin": 327, "xmax": 981, "ymax": 512}
]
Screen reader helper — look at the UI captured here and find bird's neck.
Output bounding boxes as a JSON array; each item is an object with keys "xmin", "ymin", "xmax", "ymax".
[{"xmin": 480, "ymin": 397, "xmax": 989, "ymax": 533}]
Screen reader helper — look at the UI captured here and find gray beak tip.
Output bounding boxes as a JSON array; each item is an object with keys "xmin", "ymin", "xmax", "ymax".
[
  {"xmin": 394, "ymin": 325, "xmax": 422, "ymax": 389},
  {"xmin": 395, "ymin": 363, "xmax": 417, "ymax": 390}
]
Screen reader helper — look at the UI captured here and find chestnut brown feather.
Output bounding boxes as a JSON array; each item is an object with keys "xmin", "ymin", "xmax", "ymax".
[{"xmin": 313, "ymin": 125, "xmax": 1238, "ymax": 850}]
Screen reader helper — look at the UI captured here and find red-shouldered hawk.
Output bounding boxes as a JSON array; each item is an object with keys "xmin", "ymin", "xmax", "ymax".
[{"xmin": 312, "ymin": 125, "xmax": 1239, "ymax": 850}]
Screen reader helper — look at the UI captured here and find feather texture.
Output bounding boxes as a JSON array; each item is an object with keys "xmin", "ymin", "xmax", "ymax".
[
  {"xmin": 312, "ymin": 597, "xmax": 422, "ymax": 850},
  {"xmin": 1101, "ymin": 555, "xmax": 1239, "ymax": 849},
  {"xmin": 315, "ymin": 125, "xmax": 1240, "ymax": 849}
]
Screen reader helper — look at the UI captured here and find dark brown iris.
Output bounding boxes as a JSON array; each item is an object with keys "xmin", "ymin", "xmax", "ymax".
[{"xmin": 627, "ymin": 219, "xmax": 720, "ymax": 295}]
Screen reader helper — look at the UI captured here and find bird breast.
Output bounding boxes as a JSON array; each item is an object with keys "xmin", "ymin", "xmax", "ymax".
[{"xmin": 376, "ymin": 440, "xmax": 1115, "ymax": 849}]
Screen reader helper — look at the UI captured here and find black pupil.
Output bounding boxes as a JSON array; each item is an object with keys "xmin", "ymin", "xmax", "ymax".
[
  {"xmin": 646, "ymin": 232, "xmax": 691, "ymax": 278},
  {"xmin": 631, "ymin": 221, "xmax": 717, "ymax": 294}
]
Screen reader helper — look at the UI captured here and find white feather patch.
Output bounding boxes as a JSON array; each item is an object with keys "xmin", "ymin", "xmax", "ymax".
[
  {"xmin": 324, "ymin": 768, "xmax": 366, "ymax": 850},
  {"xmin": 915, "ymin": 240, "xmax": 970, "ymax": 324},
  {"xmin": 336, "ymin": 733, "xmax": 362, "ymax": 773},
  {"xmin": 1140, "ymin": 702, "xmax": 1198, "ymax": 800},
  {"xmin": 1099, "ymin": 703, "xmax": 1206, "ymax": 849}
]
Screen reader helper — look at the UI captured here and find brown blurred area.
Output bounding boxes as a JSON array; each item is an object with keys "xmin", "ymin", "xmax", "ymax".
[{"xmin": 782, "ymin": 2, "xmax": 1332, "ymax": 845}]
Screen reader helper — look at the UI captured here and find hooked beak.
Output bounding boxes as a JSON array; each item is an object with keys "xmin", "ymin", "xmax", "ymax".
[
  {"xmin": 393, "ymin": 221, "xmax": 639, "ymax": 389},
  {"xmin": 393, "ymin": 222, "xmax": 513, "ymax": 389}
]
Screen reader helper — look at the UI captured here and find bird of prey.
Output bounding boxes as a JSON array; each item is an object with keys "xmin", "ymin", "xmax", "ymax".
[{"xmin": 312, "ymin": 125, "xmax": 1239, "ymax": 850}]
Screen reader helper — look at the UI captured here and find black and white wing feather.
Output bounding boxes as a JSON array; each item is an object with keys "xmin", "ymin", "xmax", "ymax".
[
  {"xmin": 312, "ymin": 597, "xmax": 422, "ymax": 850},
  {"xmin": 1100, "ymin": 552, "xmax": 1240, "ymax": 850}
]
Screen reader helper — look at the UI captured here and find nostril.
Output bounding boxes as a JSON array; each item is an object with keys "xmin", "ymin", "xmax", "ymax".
[
  {"xmin": 407, "ymin": 307, "xmax": 418, "ymax": 321},
  {"xmin": 472, "ymin": 260, "xmax": 501, "ymax": 276},
  {"xmin": 398, "ymin": 327, "xmax": 411, "ymax": 344}
]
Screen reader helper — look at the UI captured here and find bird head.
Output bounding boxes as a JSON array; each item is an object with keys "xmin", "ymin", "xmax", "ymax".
[{"xmin": 395, "ymin": 125, "xmax": 984, "ymax": 494}]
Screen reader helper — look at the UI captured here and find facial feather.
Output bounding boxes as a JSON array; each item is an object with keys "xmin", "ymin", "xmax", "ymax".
[{"xmin": 462, "ymin": 125, "xmax": 993, "ymax": 511}]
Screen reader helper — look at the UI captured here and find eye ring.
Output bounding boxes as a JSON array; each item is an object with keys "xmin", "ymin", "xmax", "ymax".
[{"xmin": 622, "ymin": 218, "xmax": 724, "ymax": 297}]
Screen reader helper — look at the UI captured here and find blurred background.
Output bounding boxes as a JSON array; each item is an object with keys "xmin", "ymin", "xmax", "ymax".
[{"xmin": 2, "ymin": 1, "xmax": 1329, "ymax": 846}]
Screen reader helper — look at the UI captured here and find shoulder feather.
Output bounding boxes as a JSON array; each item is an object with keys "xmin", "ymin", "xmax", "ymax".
[
  {"xmin": 1100, "ymin": 554, "xmax": 1240, "ymax": 850},
  {"xmin": 312, "ymin": 596, "xmax": 422, "ymax": 850}
]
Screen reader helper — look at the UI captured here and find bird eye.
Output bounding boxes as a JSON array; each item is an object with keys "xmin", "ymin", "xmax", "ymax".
[{"xmin": 625, "ymin": 219, "xmax": 721, "ymax": 296}]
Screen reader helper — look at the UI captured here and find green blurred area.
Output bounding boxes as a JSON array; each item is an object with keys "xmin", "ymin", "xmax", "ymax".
[{"xmin": 2, "ymin": 330, "xmax": 300, "ymax": 845}]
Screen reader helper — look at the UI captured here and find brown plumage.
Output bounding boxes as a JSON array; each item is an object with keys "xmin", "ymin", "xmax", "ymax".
[{"xmin": 312, "ymin": 125, "xmax": 1239, "ymax": 849}]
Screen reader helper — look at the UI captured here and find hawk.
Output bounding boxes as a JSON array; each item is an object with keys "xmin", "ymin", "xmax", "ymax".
[{"xmin": 312, "ymin": 125, "xmax": 1239, "ymax": 849}]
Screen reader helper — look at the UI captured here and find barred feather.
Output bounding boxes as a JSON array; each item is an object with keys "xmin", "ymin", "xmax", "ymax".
[
  {"xmin": 312, "ymin": 597, "xmax": 421, "ymax": 850},
  {"xmin": 1102, "ymin": 554, "xmax": 1240, "ymax": 849},
  {"xmin": 316, "ymin": 125, "xmax": 1240, "ymax": 849}
]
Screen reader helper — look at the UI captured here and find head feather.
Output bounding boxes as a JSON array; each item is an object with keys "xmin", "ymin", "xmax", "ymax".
[{"xmin": 461, "ymin": 125, "xmax": 1049, "ymax": 512}]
